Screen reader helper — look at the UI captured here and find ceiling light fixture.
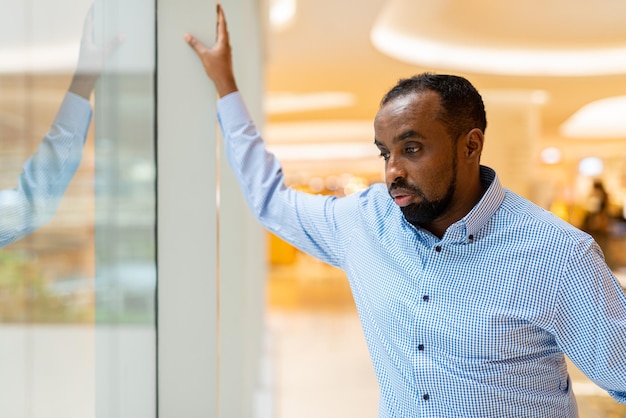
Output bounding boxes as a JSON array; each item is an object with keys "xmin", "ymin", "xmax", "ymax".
[
  {"xmin": 265, "ymin": 92, "xmax": 356, "ymax": 114},
  {"xmin": 560, "ymin": 96, "xmax": 626, "ymax": 139},
  {"xmin": 539, "ymin": 147, "xmax": 562, "ymax": 165},
  {"xmin": 578, "ymin": 157, "xmax": 604, "ymax": 177},
  {"xmin": 270, "ymin": 0, "xmax": 296, "ymax": 31},
  {"xmin": 371, "ymin": 26, "xmax": 626, "ymax": 77},
  {"xmin": 264, "ymin": 120, "xmax": 373, "ymax": 144},
  {"xmin": 267, "ymin": 143, "xmax": 377, "ymax": 161}
]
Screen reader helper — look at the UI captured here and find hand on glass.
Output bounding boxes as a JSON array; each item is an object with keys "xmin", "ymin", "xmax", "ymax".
[
  {"xmin": 184, "ymin": 3, "xmax": 238, "ymax": 98},
  {"xmin": 69, "ymin": 4, "xmax": 125, "ymax": 99}
]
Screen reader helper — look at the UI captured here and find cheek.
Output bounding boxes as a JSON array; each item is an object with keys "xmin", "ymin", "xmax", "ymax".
[{"xmin": 407, "ymin": 162, "xmax": 453, "ymax": 198}]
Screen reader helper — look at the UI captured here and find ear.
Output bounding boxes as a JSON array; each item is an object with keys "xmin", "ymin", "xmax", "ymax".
[{"xmin": 462, "ymin": 128, "xmax": 484, "ymax": 161}]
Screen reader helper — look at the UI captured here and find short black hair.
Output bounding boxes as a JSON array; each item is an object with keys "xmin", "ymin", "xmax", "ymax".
[{"xmin": 381, "ymin": 73, "xmax": 487, "ymax": 139}]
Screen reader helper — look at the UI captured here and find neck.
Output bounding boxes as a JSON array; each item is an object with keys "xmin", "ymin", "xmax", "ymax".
[{"xmin": 419, "ymin": 177, "xmax": 486, "ymax": 239}]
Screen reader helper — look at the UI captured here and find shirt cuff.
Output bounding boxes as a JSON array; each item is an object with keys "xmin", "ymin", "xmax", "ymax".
[
  {"xmin": 56, "ymin": 92, "xmax": 93, "ymax": 134},
  {"xmin": 216, "ymin": 91, "xmax": 253, "ymax": 131}
]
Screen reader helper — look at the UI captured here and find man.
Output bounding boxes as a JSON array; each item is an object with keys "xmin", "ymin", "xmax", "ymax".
[
  {"xmin": 0, "ymin": 8, "xmax": 119, "ymax": 248},
  {"xmin": 185, "ymin": 6, "xmax": 626, "ymax": 417}
]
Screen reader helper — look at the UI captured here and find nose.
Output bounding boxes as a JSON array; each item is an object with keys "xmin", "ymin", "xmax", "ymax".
[{"xmin": 385, "ymin": 155, "xmax": 406, "ymax": 185}]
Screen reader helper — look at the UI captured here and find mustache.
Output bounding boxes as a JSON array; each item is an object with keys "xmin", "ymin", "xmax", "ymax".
[{"xmin": 389, "ymin": 178, "xmax": 424, "ymax": 196}]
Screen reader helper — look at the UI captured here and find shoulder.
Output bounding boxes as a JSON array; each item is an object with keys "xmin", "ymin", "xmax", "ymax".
[{"xmin": 496, "ymin": 189, "xmax": 592, "ymax": 248}]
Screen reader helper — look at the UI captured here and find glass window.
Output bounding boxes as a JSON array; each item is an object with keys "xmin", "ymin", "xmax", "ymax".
[{"xmin": 0, "ymin": 1, "xmax": 156, "ymax": 416}]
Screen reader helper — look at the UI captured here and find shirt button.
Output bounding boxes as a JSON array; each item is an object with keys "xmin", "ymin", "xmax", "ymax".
[
  {"xmin": 422, "ymin": 295, "xmax": 429, "ymax": 302},
  {"xmin": 418, "ymin": 344, "xmax": 424, "ymax": 351},
  {"xmin": 435, "ymin": 245, "xmax": 442, "ymax": 252},
  {"xmin": 423, "ymin": 394, "xmax": 430, "ymax": 401}
]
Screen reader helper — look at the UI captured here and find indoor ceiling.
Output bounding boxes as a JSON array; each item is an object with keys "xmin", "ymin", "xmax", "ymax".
[
  {"xmin": 2, "ymin": 0, "xmax": 626, "ymax": 181},
  {"xmin": 264, "ymin": 0, "xmax": 626, "ymax": 177}
]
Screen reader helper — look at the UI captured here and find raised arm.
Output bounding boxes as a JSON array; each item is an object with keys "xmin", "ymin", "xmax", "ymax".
[
  {"xmin": 184, "ymin": 4, "xmax": 238, "ymax": 98},
  {"xmin": 0, "ymin": 6, "xmax": 120, "ymax": 248},
  {"xmin": 182, "ymin": 5, "xmax": 360, "ymax": 267}
]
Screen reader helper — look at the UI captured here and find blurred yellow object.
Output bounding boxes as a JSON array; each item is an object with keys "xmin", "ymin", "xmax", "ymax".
[
  {"xmin": 550, "ymin": 200, "xmax": 570, "ymax": 222},
  {"xmin": 269, "ymin": 232, "xmax": 298, "ymax": 265}
]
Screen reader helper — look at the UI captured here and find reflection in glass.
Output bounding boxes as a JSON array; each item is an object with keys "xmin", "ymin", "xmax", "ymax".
[{"xmin": 0, "ymin": 1, "xmax": 156, "ymax": 417}]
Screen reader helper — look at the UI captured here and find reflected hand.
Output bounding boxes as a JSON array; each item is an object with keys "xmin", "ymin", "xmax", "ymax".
[
  {"xmin": 70, "ymin": 4, "xmax": 125, "ymax": 99},
  {"xmin": 184, "ymin": 4, "xmax": 238, "ymax": 97}
]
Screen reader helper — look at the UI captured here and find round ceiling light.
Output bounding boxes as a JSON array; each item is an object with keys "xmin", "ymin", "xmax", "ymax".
[{"xmin": 371, "ymin": 0, "xmax": 626, "ymax": 76}]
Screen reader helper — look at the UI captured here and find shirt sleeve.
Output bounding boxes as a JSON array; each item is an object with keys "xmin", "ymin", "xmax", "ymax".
[
  {"xmin": 217, "ymin": 92, "xmax": 357, "ymax": 268},
  {"xmin": 0, "ymin": 92, "xmax": 92, "ymax": 248},
  {"xmin": 553, "ymin": 237, "xmax": 626, "ymax": 403}
]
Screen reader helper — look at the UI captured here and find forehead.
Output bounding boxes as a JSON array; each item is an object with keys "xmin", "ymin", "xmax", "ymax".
[{"xmin": 374, "ymin": 91, "xmax": 445, "ymax": 135}]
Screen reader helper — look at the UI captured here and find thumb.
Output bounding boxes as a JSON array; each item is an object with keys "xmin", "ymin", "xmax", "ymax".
[{"xmin": 184, "ymin": 34, "xmax": 208, "ymax": 57}]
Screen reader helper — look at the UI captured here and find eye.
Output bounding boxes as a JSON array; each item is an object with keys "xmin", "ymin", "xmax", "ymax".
[
  {"xmin": 378, "ymin": 151, "xmax": 390, "ymax": 161},
  {"xmin": 405, "ymin": 146, "xmax": 419, "ymax": 154}
]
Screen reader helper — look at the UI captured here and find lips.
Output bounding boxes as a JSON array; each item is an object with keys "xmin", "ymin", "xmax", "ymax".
[{"xmin": 390, "ymin": 188, "xmax": 414, "ymax": 207}]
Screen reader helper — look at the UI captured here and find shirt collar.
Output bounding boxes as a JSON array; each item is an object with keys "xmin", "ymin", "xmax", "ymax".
[{"xmin": 461, "ymin": 165, "xmax": 505, "ymax": 241}]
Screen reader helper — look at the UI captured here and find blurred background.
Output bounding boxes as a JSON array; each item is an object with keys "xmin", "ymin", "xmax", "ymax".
[
  {"xmin": 263, "ymin": 0, "xmax": 626, "ymax": 416},
  {"xmin": 1, "ymin": 0, "xmax": 625, "ymax": 417}
]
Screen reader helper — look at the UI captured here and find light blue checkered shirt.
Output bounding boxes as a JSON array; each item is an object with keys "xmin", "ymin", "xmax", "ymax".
[
  {"xmin": 0, "ymin": 92, "xmax": 91, "ymax": 248},
  {"xmin": 218, "ymin": 92, "xmax": 626, "ymax": 417}
]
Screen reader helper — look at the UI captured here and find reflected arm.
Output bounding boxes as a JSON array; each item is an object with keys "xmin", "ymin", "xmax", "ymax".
[
  {"xmin": 0, "ymin": 5, "xmax": 122, "ymax": 247},
  {"xmin": 0, "ymin": 93, "xmax": 92, "ymax": 248}
]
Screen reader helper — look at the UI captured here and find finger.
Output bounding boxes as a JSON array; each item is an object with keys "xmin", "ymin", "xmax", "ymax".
[
  {"xmin": 103, "ymin": 32, "xmax": 126, "ymax": 58},
  {"xmin": 184, "ymin": 34, "xmax": 209, "ymax": 56},
  {"xmin": 83, "ymin": 4, "xmax": 95, "ymax": 44},
  {"xmin": 216, "ymin": 3, "xmax": 229, "ymax": 45},
  {"xmin": 85, "ymin": 3, "xmax": 95, "ymax": 23}
]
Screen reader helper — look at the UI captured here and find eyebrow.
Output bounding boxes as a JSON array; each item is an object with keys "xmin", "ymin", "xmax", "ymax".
[
  {"xmin": 397, "ymin": 130, "xmax": 424, "ymax": 142},
  {"xmin": 374, "ymin": 129, "xmax": 425, "ymax": 146}
]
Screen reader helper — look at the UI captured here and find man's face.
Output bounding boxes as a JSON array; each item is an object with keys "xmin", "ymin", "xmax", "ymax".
[{"xmin": 374, "ymin": 91, "xmax": 459, "ymax": 227}]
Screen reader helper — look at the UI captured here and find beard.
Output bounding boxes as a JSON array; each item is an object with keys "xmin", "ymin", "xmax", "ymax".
[
  {"xmin": 399, "ymin": 180, "xmax": 455, "ymax": 226},
  {"xmin": 390, "ymin": 159, "xmax": 457, "ymax": 227}
]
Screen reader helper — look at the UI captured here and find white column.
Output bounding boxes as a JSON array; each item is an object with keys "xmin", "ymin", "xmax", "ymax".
[
  {"xmin": 481, "ymin": 90, "xmax": 544, "ymax": 199},
  {"xmin": 157, "ymin": 1, "xmax": 219, "ymax": 416},
  {"xmin": 218, "ymin": 0, "xmax": 268, "ymax": 417},
  {"xmin": 157, "ymin": 0, "xmax": 267, "ymax": 416}
]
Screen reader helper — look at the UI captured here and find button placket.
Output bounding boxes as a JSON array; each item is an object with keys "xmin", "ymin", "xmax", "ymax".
[{"xmin": 415, "ymin": 242, "xmax": 439, "ymax": 410}]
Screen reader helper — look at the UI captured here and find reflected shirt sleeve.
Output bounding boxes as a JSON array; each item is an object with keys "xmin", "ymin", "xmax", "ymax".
[{"xmin": 0, "ymin": 92, "xmax": 92, "ymax": 248}]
